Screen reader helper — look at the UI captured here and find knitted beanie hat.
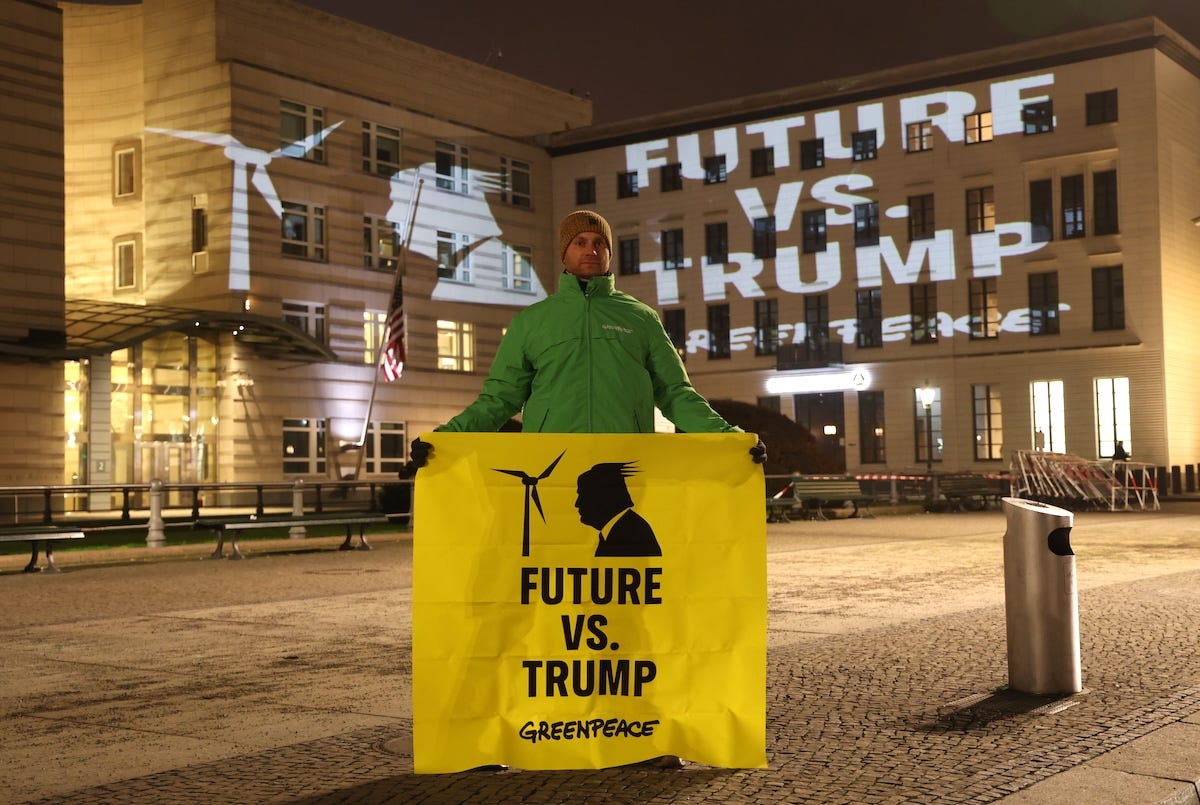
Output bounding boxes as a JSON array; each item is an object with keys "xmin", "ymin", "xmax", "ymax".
[{"xmin": 558, "ymin": 210, "xmax": 613, "ymax": 261}]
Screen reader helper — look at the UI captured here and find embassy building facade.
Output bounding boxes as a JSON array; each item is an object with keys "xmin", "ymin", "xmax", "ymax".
[{"xmin": 5, "ymin": 1, "xmax": 1199, "ymax": 492}]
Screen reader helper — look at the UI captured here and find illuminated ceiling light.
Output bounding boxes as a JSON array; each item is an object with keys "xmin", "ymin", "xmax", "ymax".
[{"xmin": 765, "ymin": 369, "xmax": 871, "ymax": 395}]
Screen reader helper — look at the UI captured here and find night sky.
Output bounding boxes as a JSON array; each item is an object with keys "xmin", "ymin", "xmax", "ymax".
[{"xmin": 294, "ymin": 0, "xmax": 1200, "ymax": 124}]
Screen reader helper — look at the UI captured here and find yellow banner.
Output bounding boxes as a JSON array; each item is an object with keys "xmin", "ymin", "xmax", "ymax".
[{"xmin": 412, "ymin": 433, "xmax": 766, "ymax": 772}]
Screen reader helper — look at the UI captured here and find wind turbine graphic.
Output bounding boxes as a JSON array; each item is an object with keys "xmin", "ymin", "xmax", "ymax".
[
  {"xmin": 493, "ymin": 450, "xmax": 566, "ymax": 557},
  {"xmin": 146, "ymin": 121, "xmax": 343, "ymax": 291}
]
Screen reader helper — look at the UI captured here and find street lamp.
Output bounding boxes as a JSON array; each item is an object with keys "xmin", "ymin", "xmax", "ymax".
[{"xmin": 920, "ymin": 383, "xmax": 937, "ymax": 504}]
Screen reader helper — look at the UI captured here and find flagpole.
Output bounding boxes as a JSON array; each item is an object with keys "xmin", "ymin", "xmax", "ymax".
[{"xmin": 346, "ymin": 175, "xmax": 423, "ymax": 479}]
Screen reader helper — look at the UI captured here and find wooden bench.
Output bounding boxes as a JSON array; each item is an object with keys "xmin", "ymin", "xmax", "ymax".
[
  {"xmin": 0, "ymin": 526, "xmax": 86, "ymax": 573},
  {"xmin": 792, "ymin": 477, "xmax": 877, "ymax": 520},
  {"xmin": 193, "ymin": 512, "xmax": 390, "ymax": 560},
  {"xmin": 939, "ymin": 475, "xmax": 1004, "ymax": 512}
]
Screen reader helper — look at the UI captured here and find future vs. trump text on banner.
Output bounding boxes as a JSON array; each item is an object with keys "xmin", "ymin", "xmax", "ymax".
[{"xmin": 412, "ymin": 433, "xmax": 766, "ymax": 772}]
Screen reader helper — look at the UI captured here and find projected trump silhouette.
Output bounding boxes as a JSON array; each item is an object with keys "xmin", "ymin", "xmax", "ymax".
[{"xmin": 575, "ymin": 462, "xmax": 662, "ymax": 558}]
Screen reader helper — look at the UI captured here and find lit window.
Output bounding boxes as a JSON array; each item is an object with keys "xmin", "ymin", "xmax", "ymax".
[
  {"xmin": 972, "ymin": 385, "xmax": 1003, "ymax": 460},
  {"xmin": 966, "ymin": 186, "xmax": 995, "ymax": 234},
  {"xmin": 965, "ymin": 111, "xmax": 993, "ymax": 144},
  {"xmin": 280, "ymin": 100, "xmax": 327, "ymax": 161},
  {"xmin": 282, "ymin": 417, "xmax": 327, "ymax": 474},
  {"xmin": 913, "ymin": 387, "xmax": 942, "ymax": 463},
  {"xmin": 436, "ymin": 320, "xmax": 474, "ymax": 371},
  {"xmin": 362, "ymin": 121, "xmax": 401, "ymax": 176},
  {"xmin": 363, "ymin": 216, "xmax": 398, "ymax": 270},
  {"xmin": 1030, "ymin": 380, "xmax": 1065, "ymax": 452},
  {"xmin": 436, "ymin": 230, "xmax": 472, "ymax": 283},
  {"xmin": 1094, "ymin": 377, "xmax": 1131, "ymax": 459},
  {"xmin": 364, "ymin": 309, "xmax": 386, "ymax": 364},
  {"xmin": 503, "ymin": 244, "xmax": 534, "ymax": 292},
  {"xmin": 281, "ymin": 202, "xmax": 326, "ymax": 260},
  {"xmin": 905, "ymin": 121, "xmax": 932, "ymax": 153}
]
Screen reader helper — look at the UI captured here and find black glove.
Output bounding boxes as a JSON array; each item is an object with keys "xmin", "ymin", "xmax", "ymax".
[
  {"xmin": 401, "ymin": 437, "xmax": 432, "ymax": 478},
  {"xmin": 749, "ymin": 439, "xmax": 767, "ymax": 464}
]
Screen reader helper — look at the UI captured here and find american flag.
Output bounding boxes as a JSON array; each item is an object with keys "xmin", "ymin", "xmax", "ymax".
[{"xmin": 381, "ymin": 275, "xmax": 405, "ymax": 381}]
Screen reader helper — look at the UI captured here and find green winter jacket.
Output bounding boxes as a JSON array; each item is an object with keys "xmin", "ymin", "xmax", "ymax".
[{"xmin": 439, "ymin": 273, "xmax": 737, "ymax": 434}]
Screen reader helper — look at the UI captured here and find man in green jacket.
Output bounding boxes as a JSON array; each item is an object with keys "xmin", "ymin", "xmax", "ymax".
[{"xmin": 409, "ymin": 210, "xmax": 765, "ymax": 463}]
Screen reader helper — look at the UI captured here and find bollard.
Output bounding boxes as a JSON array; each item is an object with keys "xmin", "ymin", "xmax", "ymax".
[
  {"xmin": 1001, "ymin": 497, "xmax": 1080, "ymax": 695},
  {"xmin": 289, "ymin": 478, "xmax": 306, "ymax": 539},
  {"xmin": 146, "ymin": 479, "xmax": 165, "ymax": 548}
]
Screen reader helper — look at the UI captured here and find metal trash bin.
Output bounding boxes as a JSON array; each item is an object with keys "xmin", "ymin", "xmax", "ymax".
[{"xmin": 1001, "ymin": 496, "xmax": 1081, "ymax": 695}]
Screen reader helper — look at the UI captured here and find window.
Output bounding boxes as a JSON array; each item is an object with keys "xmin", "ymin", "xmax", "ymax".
[
  {"xmin": 908, "ymin": 193, "xmax": 935, "ymax": 241},
  {"xmin": 435, "ymin": 141, "xmax": 469, "ymax": 193},
  {"xmin": 906, "ymin": 120, "xmax": 932, "ymax": 152},
  {"xmin": 757, "ymin": 396, "xmax": 781, "ymax": 414},
  {"xmin": 750, "ymin": 147, "xmax": 775, "ymax": 177},
  {"xmin": 705, "ymin": 222, "xmax": 728, "ymax": 263},
  {"xmin": 1093, "ymin": 169, "xmax": 1119, "ymax": 235},
  {"xmin": 1028, "ymin": 271, "xmax": 1060, "ymax": 335},
  {"xmin": 1095, "ymin": 377, "xmax": 1131, "ymax": 459},
  {"xmin": 502, "ymin": 244, "xmax": 534, "ymax": 292},
  {"xmin": 282, "ymin": 418, "xmax": 326, "ymax": 474},
  {"xmin": 1030, "ymin": 179, "xmax": 1053, "ymax": 243},
  {"xmin": 361, "ymin": 121, "xmax": 401, "ymax": 176},
  {"xmin": 618, "ymin": 236, "xmax": 640, "ymax": 275},
  {"xmin": 965, "ymin": 111, "xmax": 993, "ymax": 144},
  {"xmin": 800, "ymin": 138, "xmax": 824, "ymax": 170},
  {"xmin": 753, "ymin": 216, "xmax": 776, "ymax": 259},
  {"xmin": 851, "ymin": 130, "xmax": 877, "ymax": 161},
  {"xmin": 855, "ymin": 289, "xmax": 882, "ymax": 348},
  {"xmin": 1092, "ymin": 265, "xmax": 1125, "ymax": 331},
  {"xmin": 114, "ymin": 238, "xmax": 137, "ymax": 290},
  {"xmin": 966, "ymin": 186, "xmax": 995, "ymax": 234},
  {"xmin": 1023, "ymin": 100, "xmax": 1054, "ymax": 135},
  {"xmin": 754, "ymin": 298, "xmax": 779, "ymax": 356},
  {"xmin": 364, "ymin": 422, "xmax": 408, "ymax": 475},
  {"xmin": 1062, "ymin": 174, "xmax": 1085, "ymax": 239},
  {"xmin": 859, "ymin": 391, "xmax": 886, "ymax": 464},
  {"xmin": 802, "ymin": 209, "xmax": 827, "ymax": 253},
  {"xmin": 436, "ymin": 319, "xmax": 474, "ymax": 371},
  {"xmin": 280, "ymin": 100, "xmax": 327, "ymax": 161},
  {"xmin": 113, "ymin": 145, "xmax": 138, "ymax": 199},
  {"xmin": 661, "ymin": 228, "xmax": 685, "ymax": 270},
  {"xmin": 1086, "ymin": 89, "xmax": 1118, "ymax": 125},
  {"xmin": 364, "ymin": 309, "xmax": 386, "ymax": 364},
  {"xmin": 191, "ymin": 205, "xmax": 208, "ymax": 254},
  {"xmin": 576, "ymin": 177, "xmax": 596, "ymax": 205},
  {"xmin": 281, "ymin": 202, "xmax": 326, "ymax": 260},
  {"xmin": 436, "ymin": 230, "xmax": 472, "ymax": 282},
  {"xmin": 972, "ymin": 385, "xmax": 1004, "ymax": 460},
  {"xmin": 1030, "ymin": 380, "xmax": 1065, "ymax": 452},
  {"xmin": 363, "ymin": 216, "xmax": 398, "ymax": 270},
  {"xmin": 910, "ymin": 283, "xmax": 937, "ymax": 344},
  {"xmin": 805, "ymin": 294, "xmax": 829, "ymax": 350},
  {"xmin": 500, "ymin": 156, "xmax": 532, "ymax": 209},
  {"xmin": 969, "ymin": 278, "xmax": 999, "ymax": 340},
  {"xmin": 662, "ymin": 308, "xmax": 686, "ymax": 361},
  {"xmin": 282, "ymin": 301, "xmax": 326, "ymax": 342},
  {"xmin": 617, "ymin": 170, "xmax": 638, "ymax": 198},
  {"xmin": 707, "ymin": 304, "xmax": 730, "ymax": 359},
  {"xmin": 854, "ymin": 201, "xmax": 879, "ymax": 247},
  {"xmin": 660, "ymin": 162, "xmax": 683, "ymax": 192},
  {"xmin": 913, "ymin": 387, "xmax": 942, "ymax": 464},
  {"xmin": 704, "ymin": 155, "xmax": 727, "ymax": 184}
]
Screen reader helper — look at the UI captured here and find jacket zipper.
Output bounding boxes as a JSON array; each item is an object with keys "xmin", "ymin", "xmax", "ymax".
[{"xmin": 583, "ymin": 284, "xmax": 593, "ymax": 430}]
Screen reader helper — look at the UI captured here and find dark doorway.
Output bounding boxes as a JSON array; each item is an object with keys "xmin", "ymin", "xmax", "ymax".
[{"xmin": 793, "ymin": 392, "xmax": 846, "ymax": 472}]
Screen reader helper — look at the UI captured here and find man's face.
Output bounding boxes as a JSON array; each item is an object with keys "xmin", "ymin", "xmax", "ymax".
[{"xmin": 562, "ymin": 231, "xmax": 611, "ymax": 278}]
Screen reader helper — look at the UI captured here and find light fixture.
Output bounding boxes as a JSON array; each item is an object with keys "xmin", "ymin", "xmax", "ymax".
[
  {"xmin": 766, "ymin": 369, "xmax": 872, "ymax": 395},
  {"xmin": 823, "ymin": 424, "xmax": 838, "ymax": 436}
]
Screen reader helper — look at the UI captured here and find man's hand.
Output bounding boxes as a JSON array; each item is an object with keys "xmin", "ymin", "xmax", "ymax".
[{"xmin": 749, "ymin": 439, "xmax": 767, "ymax": 464}]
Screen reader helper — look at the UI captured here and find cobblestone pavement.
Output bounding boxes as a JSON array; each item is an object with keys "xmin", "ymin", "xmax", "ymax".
[{"xmin": 4, "ymin": 506, "xmax": 1200, "ymax": 804}]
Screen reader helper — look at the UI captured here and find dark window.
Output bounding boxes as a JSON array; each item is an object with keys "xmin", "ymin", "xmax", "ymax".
[
  {"xmin": 802, "ymin": 209, "xmax": 827, "ymax": 253},
  {"xmin": 910, "ymin": 283, "xmax": 937, "ymax": 344},
  {"xmin": 754, "ymin": 298, "xmax": 779, "ymax": 356},
  {"xmin": 660, "ymin": 162, "xmax": 683, "ymax": 192},
  {"xmin": 757, "ymin": 396, "xmax": 781, "ymax": 414},
  {"xmin": 753, "ymin": 216, "xmax": 776, "ymax": 259},
  {"xmin": 707, "ymin": 304, "xmax": 731, "ymax": 359},
  {"xmin": 618, "ymin": 237, "xmax": 640, "ymax": 275},
  {"xmin": 855, "ymin": 288, "xmax": 882, "ymax": 348},
  {"xmin": 1028, "ymin": 271, "xmax": 1060, "ymax": 335},
  {"xmin": 966, "ymin": 186, "xmax": 995, "ymax": 234},
  {"xmin": 1062, "ymin": 174, "xmax": 1085, "ymax": 239},
  {"xmin": 705, "ymin": 222, "xmax": 728, "ymax": 263},
  {"xmin": 805, "ymin": 294, "xmax": 829, "ymax": 349},
  {"xmin": 908, "ymin": 193, "xmax": 935, "ymax": 241},
  {"xmin": 661, "ymin": 228, "xmax": 685, "ymax": 270},
  {"xmin": 914, "ymin": 388, "xmax": 942, "ymax": 465},
  {"xmin": 617, "ymin": 171, "xmax": 638, "ymax": 199},
  {"xmin": 575, "ymin": 177, "xmax": 596, "ymax": 205},
  {"xmin": 1030, "ymin": 179, "xmax": 1053, "ymax": 243},
  {"xmin": 859, "ymin": 390, "xmax": 886, "ymax": 464},
  {"xmin": 1023, "ymin": 100, "xmax": 1054, "ymax": 135},
  {"xmin": 973, "ymin": 384, "xmax": 1004, "ymax": 461},
  {"xmin": 704, "ymin": 155, "xmax": 727, "ymax": 184},
  {"xmin": 750, "ymin": 147, "xmax": 775, "ymax": 177},
  {"xmin": 1086, "ymin": 89, "xmax": 1118, "ymax": 125},
  {"xmin": 800, "ymin": 138, "xmax": 824, "ymax": 170},
  {"xmin": 662, "ymin": 308, "xmax": 686, "ymax": 361},
  {"xmin": 1092, "ymin": 265, "xmax": 1125, "ymax": 331},
  {"xmin": 969, "ymin": 277, "xmax": 999, "ymax": 340},
  {"xmin": 1093, "ymin": 169, "xmax": 1119, "ymax": 235},
  {"xmin": 852, "ymin": 130, "xmax": 877, "ymax": 161},
  {"xmin": 854, "ymin": 202, "xmax": 879, "ymax": 247},
  {"xmin": 191, "ymin": 208, "xmax": 208, "ymax": 253}
]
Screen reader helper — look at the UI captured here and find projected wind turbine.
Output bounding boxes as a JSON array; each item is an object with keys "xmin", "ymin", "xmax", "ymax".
[
  {"xmin": 147, "ymin": 122, "xmax": 343, "ymax": 291},
  {"xmin": 494, "ymin": 450, "xmax": 566, "ymax": 557}
]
